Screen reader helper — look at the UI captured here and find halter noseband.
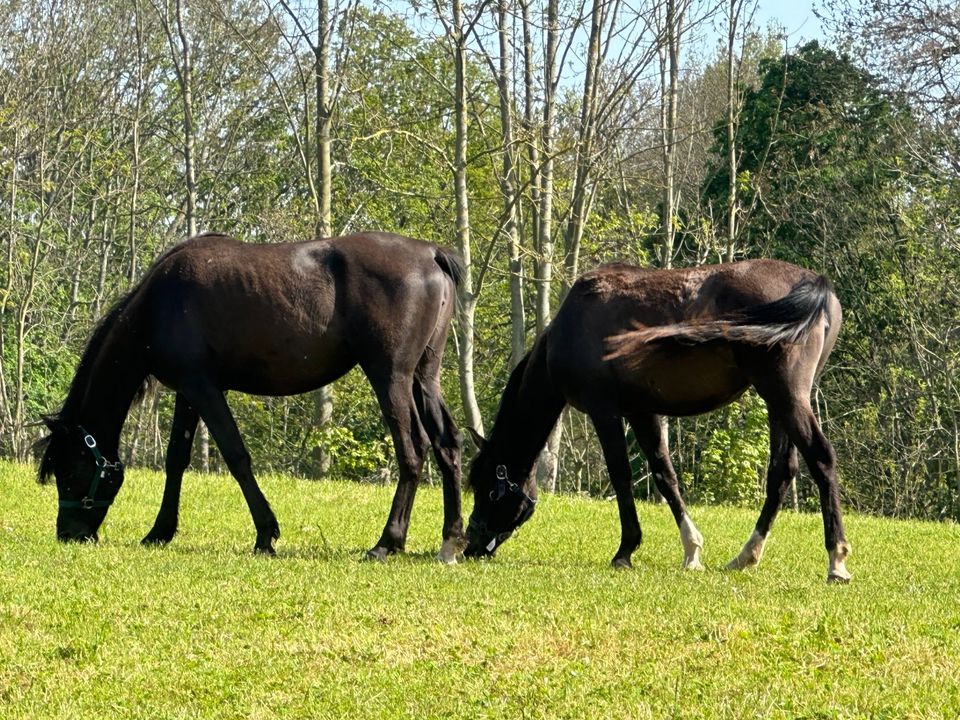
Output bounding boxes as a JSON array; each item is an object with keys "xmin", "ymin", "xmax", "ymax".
[{"xmin": 58, "ymin": 428, "xmax": 124, "ymax": 510}]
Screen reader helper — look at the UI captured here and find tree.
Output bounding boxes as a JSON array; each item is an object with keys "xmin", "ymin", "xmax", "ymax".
[
  {"xmin": 266, "ymin": 0, "xmax": 359, "ymax": 476},
  {"xmin": 721, "ymin": 0, "xmax": 758, "ymax": 260},
  {"xmin": 702, "ymin": 40, "xmax": 960, "ymax": 518}
]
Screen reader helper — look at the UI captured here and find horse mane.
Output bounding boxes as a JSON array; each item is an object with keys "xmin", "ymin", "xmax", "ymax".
[
  {"xmin": 33, "ymin": 242, "xmax": 189, "ymax": 482},
  {"xmin": 465, "ymin": 352, "xmax": 530, "ymax": 491},
  {"xmin": 605, "ymin": 275, "xmax": 834, "ymax": 362}
]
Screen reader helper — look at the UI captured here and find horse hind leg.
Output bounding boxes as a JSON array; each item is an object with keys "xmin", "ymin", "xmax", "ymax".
[
  {"xmin": 413, "ymin": 376, "xmax": 465, "ymax": 564},
  {"xmin": 752, "ymin": 326, "xmax": 850, "ymax": 583},
  {"xmin": 629, "ymin": 413, "xmax": 704, "ymax": 570},
  {"xmin": 726, "ymin": 418, "xmax": 797, "ymax": 571},
  {"xmin": 366, "ymin": 374, "xmax": 430, "ymax": 561},
  {"xmin": 755, "ymin": 380, "xmax": 851, "ymax": 582},
  {"xmin": 785, "ymin": 401, "xmax": 851, "ymax": 583}
]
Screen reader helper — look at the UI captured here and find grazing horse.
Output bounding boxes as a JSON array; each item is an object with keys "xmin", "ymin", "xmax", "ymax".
[
  {"xmin": 37, "ymin": 231, "xmax": 466, "ymax": 562},
  {"xmin": 464, "ymin": 259, "xmax": 851, "ymax": 583}
]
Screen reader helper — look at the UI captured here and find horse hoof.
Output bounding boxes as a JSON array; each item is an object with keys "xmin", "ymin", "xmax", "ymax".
[
  {"xmin": 436, "ymin": 536, "xmax": 465, "ymax": 565},
  {"xmin": 253, "ymin": 543, "xmax": 276, "ymax": 556},
  {"xmin": 725, "ymin": 555, "xmax": 756, "ymax": 571},
  {"xmin": 683, "ymin": 559, "xmax": 705, "ymax": 571},
  {"xmin": 365, "ymin": 547, "xmax": 389, "ymax": 562},
  {"xmin": 611, "ymin": 557, "xmax": 632, "ymax": 570},
  {"xmin": 827, "ymin": 570, "xmax": 852, "ymax": 584}
]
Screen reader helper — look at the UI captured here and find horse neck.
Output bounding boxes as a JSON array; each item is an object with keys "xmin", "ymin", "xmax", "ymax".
[
  {"xmin": 62, "ymin": 314, "xmax": 147, "ymax": 456},
  {"xmin": 488, "ymin": 338, "xmax": 566, "ymax": 480}
]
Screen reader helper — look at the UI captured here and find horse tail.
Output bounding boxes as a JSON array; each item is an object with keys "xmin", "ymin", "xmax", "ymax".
[
  {"xmin": 434, "ymin": 246, "xmax": 466, "ymax": 287},
  {"xmin": 606, "ymin": 275, "xmax": 835, "ymax": 359}
]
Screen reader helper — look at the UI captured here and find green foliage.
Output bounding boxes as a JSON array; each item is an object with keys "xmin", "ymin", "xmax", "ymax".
[
  {"xmin": 703, "ymin": 41, "xmax": 909, "ymax": 259},
  {"xmin": 3, "ymin": 0, "xmax": 959, "ymax": 524},
  {"xmin": 698, "ymin": 38, "xmax": 960, "ymax": 521},
  {"xmin": 312, "ymin": 424, "xmax": 391, "ymax": 481},
  {"xmin": 3, "ymin": 462, "xmax": 960, "ymax": 718},
  {"xmin": 690, "ymin": 392, "xmax": 770, "ymax": 506}
]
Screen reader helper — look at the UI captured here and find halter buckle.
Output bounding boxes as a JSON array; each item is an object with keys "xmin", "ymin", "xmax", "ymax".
[
  {"xmin": 81, "ymin": 497, "xmax": 94, "ymax": 510},
  {"xmin": 84, "ymin": 434, "xmax": 97, "ymax": 448}
]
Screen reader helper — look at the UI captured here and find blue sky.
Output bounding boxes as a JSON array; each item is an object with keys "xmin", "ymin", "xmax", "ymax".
[{"xmin": 753, "ymin": 0, "xmax": 826, "ymax": 42}]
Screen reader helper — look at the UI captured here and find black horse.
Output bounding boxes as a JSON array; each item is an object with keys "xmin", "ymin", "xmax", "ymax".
[
  {"xmin": 38, "ymin": 232, "xmax": 466, "ymax": 562},
  {"xmin": 464, "ymin": 259, "xmax": 851, "ymax": 583}
]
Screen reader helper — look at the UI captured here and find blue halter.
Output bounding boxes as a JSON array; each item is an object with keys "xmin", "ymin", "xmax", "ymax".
[{"xmin": 57, "ymin": 428, "xmax": 123, "ymax": 510}]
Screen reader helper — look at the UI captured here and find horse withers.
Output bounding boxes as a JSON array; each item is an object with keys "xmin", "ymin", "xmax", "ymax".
[
  {"xmin": 37, "ymin": 232, "xmax": 466, "ymax": 563},
  {"xmin": 464, "ymin": 259, "xmax": 851, "ymax": 583}
]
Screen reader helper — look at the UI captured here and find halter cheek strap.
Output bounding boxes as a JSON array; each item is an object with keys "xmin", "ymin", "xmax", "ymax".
[
  {"xmin": 489, "ymin": 464, "xmax": 538, "ymax": 508},
  {"xmin": 58, "ymin": 428, "xmax": 124, "ymax": 510}
]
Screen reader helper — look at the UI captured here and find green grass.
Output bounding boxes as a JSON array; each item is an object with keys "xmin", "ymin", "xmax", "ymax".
[{"xmin": 2, "ymin": 460, "xmax": 959, "ymax": 719}]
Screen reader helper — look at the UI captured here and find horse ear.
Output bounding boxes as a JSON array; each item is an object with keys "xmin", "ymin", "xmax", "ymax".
[
  {"xmin": 42, "ymin": 415, "xmax": 65, "ymax": 433},
  {"xmin": 466, "ymin": 427, "xmax": 487, "ymax": 451}
]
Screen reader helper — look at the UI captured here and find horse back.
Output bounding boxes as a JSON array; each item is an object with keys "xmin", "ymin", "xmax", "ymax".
[
  {"xmin": 135, "ymin": 232, "xmax": 456, "ymax": 395},
  {"xmin": 545, "ymin": 259, "xmax": 838, "ymax": 417}
]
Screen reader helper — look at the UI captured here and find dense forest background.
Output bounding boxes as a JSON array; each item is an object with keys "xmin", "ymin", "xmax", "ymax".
[{"xmin": 2, "ymin": 0, "xmax": 958, "ymax": 519}]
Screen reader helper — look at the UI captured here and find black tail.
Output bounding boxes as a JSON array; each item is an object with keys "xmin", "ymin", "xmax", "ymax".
[
  {"xmin": 607, "ymin": 275, "xmax": 834, "ymax": 358},
  {"xmin": 434, "ymin": 247, "xmax": 466, "ymax": 287}
]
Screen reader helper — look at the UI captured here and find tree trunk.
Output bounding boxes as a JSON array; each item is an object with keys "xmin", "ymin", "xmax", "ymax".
[
  {"xmin": 562, "ymin": 0, "xmax": 603, "ymax": 287},
  {"xmin": 660, "ymin": 0, "xmax": 681, "ymax": 271},
  {"xmin": 654, "ymin": 0, "xmax": 687, "ymax": 501},
  {"xmin": 536, "ymin": 0, "xmax": 560, "ymax": 492},
  {"xmin": 451, "ymin": 0, "xmax": 484, "ymax": 435},
  {"xmin": 171, "ymin": 0, "xmax": 209, "ymax": 472},
  {"xmin": 520, "ymin": 0, "xmax": 540, "ymax": 265},
  {"xmin": 0, "ymin": 128, "xmax": 18, "ymax": 441},
  {"xmin": 496, "ymin": 0, "xmax": 525, "ymax": 369},
  {"xmin": 725, "ymin": 0, "xmax": 739, "ymax": 262},
  {"xmin": 311, "ymin": 0, "xmax": 335, "ymax": 477},
  {"xmin": 535, "ymin": 0, "xmax": 558, "ymax": 337}
]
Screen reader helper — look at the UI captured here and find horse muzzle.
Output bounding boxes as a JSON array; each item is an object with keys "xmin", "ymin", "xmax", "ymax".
[
  {"xmin": 57, "ymin": 512, "xmax": 101, "ymax": 544},
  {"xmin": 464, "ymin": 521, "xmax": 513, "ymax": 558},
  {"xmin": 57, "ymin": 530, "xmax": 99, "ymax": 544}
]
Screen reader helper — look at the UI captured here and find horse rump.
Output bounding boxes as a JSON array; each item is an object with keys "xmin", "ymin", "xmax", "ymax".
[{"xmin": 605, "ymin": 274, "xmax": 835, "ymax": 362}]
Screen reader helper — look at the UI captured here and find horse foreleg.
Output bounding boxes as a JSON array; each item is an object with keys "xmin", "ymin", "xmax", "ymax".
[
  {"xmin": 414, "ymin": 379, "xmax": 465, "ymax": 564},
  {"xmin": 367, "ymin": 377, "xmax": 429, "ymax": 561},
  {"xmin": 726, "ymin": 418, "xmax": 797, "ymax": 571},
  {"xmin": 181, "ymin": 382, "xmax": 280, "ymax": 554},
  {"xmin": 590, "ymin": 415, "xmax": 642, "ymax": 569},
  {"xmin": 142, "ymin": 392, "xmax": 199, "ymax": 545},
  {"xmin": 629, "ymin": 413, "xmax": 704, "ymax": 570}
]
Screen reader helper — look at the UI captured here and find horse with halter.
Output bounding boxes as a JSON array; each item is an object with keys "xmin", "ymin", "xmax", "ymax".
[
  {"xmin": 464, "ymin": 259, "xmax": 851, "ymax": 583},
  {"xmin": 38, "ymin": 232, "xmax": 466, "ymax": 562}
]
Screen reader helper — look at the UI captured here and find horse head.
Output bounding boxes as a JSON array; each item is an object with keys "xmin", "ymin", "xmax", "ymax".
[
  {"xmin": 37, "ymin": 418, "xmax": 125, "ymax": 543},
  {"xmin": 463, "ymin": 428, "xmax": 538, "ymax": 558}
]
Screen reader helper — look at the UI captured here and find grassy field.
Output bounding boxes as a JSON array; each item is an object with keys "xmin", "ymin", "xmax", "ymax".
[{"xmin": 1, "ymin": 460, "xmax": 959, "ymax": 719}]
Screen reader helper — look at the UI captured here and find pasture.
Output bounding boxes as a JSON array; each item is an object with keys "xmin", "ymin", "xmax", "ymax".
[{"xmin": 1, "ymin": 459, "xmax": 958, "ymax": 719}]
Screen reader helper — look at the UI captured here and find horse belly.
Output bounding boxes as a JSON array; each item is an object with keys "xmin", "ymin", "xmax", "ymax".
[
  {"xmin": 217, "ymin": 334, "xmax": 357, "ymax": 396},
  {"xmin": 621, "ymin": 346, "xmax": 750, "ymax": 417}
]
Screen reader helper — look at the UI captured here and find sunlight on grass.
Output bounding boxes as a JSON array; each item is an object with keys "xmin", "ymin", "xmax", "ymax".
[{"xmin": 2, "ymin": 460, "xmax": 959, "ymax": 718}]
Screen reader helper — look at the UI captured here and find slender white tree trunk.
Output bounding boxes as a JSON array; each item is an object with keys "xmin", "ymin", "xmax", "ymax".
[
  {"xmin": 536, "ymin": 0, "xmax": 560, "ymax": 492},
  {"xmin": 312, "ymin": 0, "xmax": 335, "ymax": 477},
  {"xmin": 496, "ymin": 0, "xmax": 525, "ymax": 369},
  {"xmin": 452, "ymin": 0, "xmax": 484, "ymax": 435}
]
